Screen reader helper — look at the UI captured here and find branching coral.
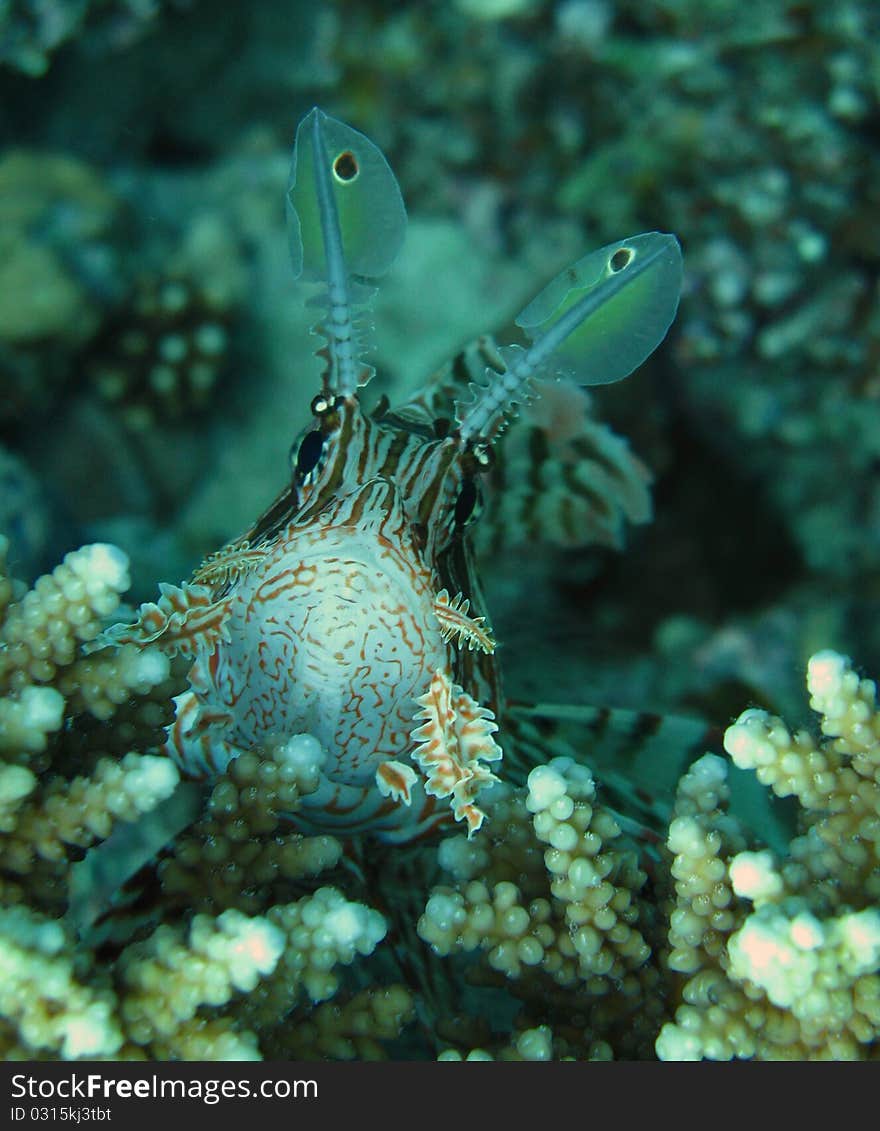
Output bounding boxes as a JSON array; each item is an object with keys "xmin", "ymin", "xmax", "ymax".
[
  {"xmin": 656, "ymin": 651, "xmax": 880, "ymax": 1059},
  {"xmin": 0, "ymin": 903, "xmax": 122, "ymax": 1059},
  {"xmin": 157, "ymin": 733, "xmax": 343, "ymax": 915},
  {"xmin": 283, "ymin": 985, "xmax": 416, "ymax": 1060},
  {"xmin": 0, "ymin": 542, "xmax": 400, "ymax": 1061},
  {"xmin": 0, "ymin": 538, "xmax": 172, "ymax": 723},
  {"xmin": 0, "ymin": 538, "xmax": 177, "ymax": 909},
  {"xmin": 0, "ymin": 892, "xmax": 390, "ymax": 1061},
  {"xmin": 0, "ymin": 150, "xmax": 122, "ymax": 424},
  {"xmin": 86, "ymin": 271, "xmax": 235, "ymax": 429},
  {"xmin": 418, "ymin": 758, "xmax": 665, "ymax": 1059},
  {"xmin": 2, "ymin": 533, "xmax": 877, "ymax": 1066},
  {"xmin": 419, "ymin": 650, "xmax": 880, "ymax": 1060}
]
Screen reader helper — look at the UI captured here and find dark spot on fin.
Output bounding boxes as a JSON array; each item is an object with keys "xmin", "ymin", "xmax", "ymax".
[
  {"xmin": 333, "ymin": 149, "xmax": 359, "ymax": 182},
  {"xmin": 609, "ymin": 247, "xmax": 634, "ymax": 272}
]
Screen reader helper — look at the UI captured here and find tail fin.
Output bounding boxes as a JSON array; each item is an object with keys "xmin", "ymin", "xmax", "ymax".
[{"xmin": 503, "ymin": 700, "xmax": 788, "ymax": 851}]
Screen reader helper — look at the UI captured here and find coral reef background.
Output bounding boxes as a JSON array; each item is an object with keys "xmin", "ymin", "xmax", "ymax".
[{"xmin": 1, "ymin": 0, "xmax": 880, "ymax": 1060}]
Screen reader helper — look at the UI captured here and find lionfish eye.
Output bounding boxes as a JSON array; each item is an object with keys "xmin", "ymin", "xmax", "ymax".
[
  {"xmin": 291, "ymin": 429, "xmax": 325, "ymax": 481},
  {"xmin": 454, "ymin": 478, "xmax": 481, "ymax": 527}
]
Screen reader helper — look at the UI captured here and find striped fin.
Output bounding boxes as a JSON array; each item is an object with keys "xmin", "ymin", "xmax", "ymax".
[
  {"xmin": 67, "ymin": 782, "xmax": 204, "ymax": 936},
  {"xmin": 400, "ymin": 344, "xmax": 654, "ymax": 555},
  {"xmin": 503, "ymin": 701, "xmax": 787, "ymax": 849},
  {"xmin": 162, "ymin": 689, "xmax": 240, "ymax": 777},
  {"xmin": 95, "ymin": 582, "xmax": 233, "ymax": 660},
  {"xmin": 394, "ymin": 336, "xmax": 506, "ymax": 427},
  {"xmin": 474, "ymin": 378, "xmax": 653, "ymax": 554},
  {"xmin": 503, "ymin": 701, "xmax": 719, "ymax": 836}
]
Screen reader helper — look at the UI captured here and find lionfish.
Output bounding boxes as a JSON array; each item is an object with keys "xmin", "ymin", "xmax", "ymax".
[{"xmin": 107, "ymin": 108, "xmax": 686, "ymax": 845}]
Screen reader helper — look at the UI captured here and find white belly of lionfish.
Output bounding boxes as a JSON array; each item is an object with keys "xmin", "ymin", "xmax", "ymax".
[
  {"xmin": 186, "ymin": 498, "xmax": 447, "ymax": 779},
  {"xmin": 231, "ymin": 545, "xmax": 443, "ymax": 769}
]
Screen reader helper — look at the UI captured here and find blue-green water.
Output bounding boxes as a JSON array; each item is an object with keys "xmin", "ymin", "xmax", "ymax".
[{"xmin": 1, "ymin": 0, "xmax": 879, "ymax": 1063}]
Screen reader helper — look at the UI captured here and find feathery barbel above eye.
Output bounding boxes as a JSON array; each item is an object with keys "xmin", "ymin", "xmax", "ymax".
[
  {"xmin": 285, "ymin": 108, "xmax": 681, "ymax": 444},
  {"xmin": 516, "ymin": 232, "xmax": 683, "ymax": 385},
  {"xmin": 455, "ymin": 232, "xmax": 683, "ymax": 445},
  {"xmin": 287, "ymin": 107, "xmax": 407, "ymax": 396}
]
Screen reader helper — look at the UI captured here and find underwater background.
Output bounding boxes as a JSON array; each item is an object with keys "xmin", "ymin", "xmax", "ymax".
[
  {"xmin": 1, "ymin": 0, "xmax": 880, "ymax": 1061},
  {"xmin": 3, "ymin": 0, "xmax": 880, "ymax": 724}
]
